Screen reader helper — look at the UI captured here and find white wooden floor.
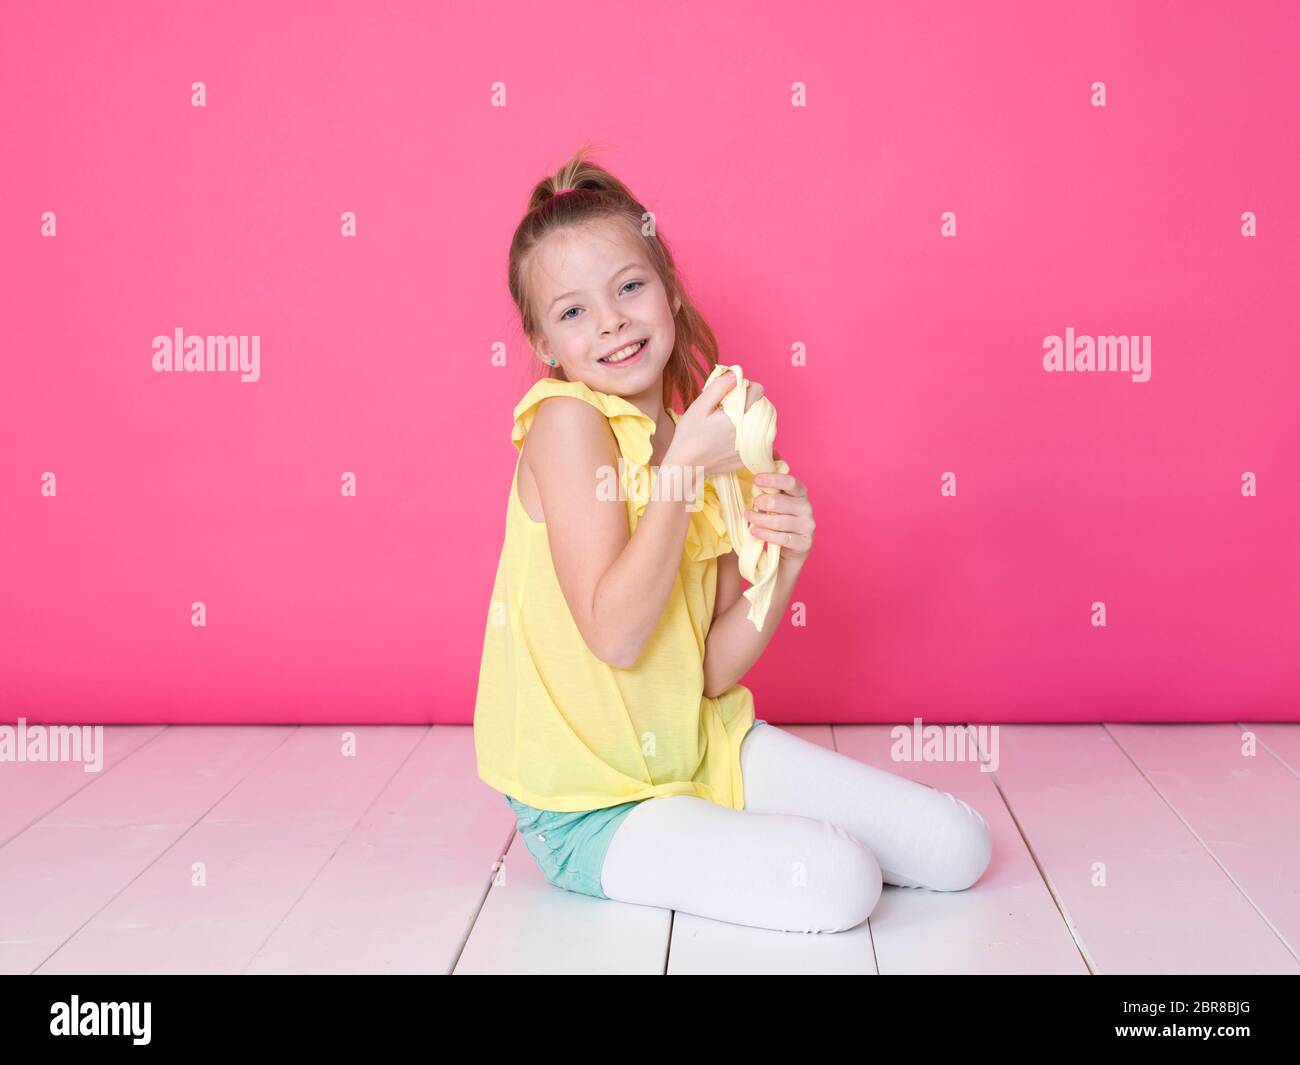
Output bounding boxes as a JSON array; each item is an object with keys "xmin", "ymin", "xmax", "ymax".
[{"xmin": 1, "ymin": 723, "xmax": 1296, "ymax": 975}]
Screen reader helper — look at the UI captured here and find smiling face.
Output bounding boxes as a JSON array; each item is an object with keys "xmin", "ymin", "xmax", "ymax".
[{"xmin": 526, "ymin": 216, "xmax": 681, "ymax": 400}]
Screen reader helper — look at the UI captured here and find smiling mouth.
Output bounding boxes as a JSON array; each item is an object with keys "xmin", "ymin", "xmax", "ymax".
[{"xmin": 598, "ymin": 339, "xmax": 647, "ymax": 364}]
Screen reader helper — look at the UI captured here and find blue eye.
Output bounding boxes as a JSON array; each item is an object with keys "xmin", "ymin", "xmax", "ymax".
[{"xmin": 558, "ymin": 281, "xmax": 643, "ymax": 322}]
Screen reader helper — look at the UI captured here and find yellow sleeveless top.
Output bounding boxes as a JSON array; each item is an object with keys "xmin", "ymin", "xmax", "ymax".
[{"xmin": 473, "ymin": 376, "xmax": 757, "ymax": 813}]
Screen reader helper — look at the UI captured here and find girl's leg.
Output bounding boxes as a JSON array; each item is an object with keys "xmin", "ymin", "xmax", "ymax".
[
  {"xmin": 599, "ymin": 795, "xmax": 882, "ymax": 933},
  {"xmin": 739, "ymin": 724, "xmax": 993, "ymax": 892}
]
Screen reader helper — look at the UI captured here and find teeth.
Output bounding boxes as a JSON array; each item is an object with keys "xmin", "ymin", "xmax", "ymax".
[{"xmin": 602, "ymin": 340, "xmax": 644, "ymax": 363}]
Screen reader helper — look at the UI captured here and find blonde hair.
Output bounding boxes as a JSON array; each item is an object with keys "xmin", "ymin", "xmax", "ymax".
[{"xmin": 506, "ymin": 143, "xmax": 720, "ymax": 410}]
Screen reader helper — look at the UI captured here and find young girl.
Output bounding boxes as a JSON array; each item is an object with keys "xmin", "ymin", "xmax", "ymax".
[{"xmin": 473, "ymin": 151, "xmax": 992, "ymax": 934}]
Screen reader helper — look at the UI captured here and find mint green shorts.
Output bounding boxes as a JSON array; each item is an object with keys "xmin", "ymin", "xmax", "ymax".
[{"xmin": 505, "ymin": 718, "xmax": 768, "ymax": 900}]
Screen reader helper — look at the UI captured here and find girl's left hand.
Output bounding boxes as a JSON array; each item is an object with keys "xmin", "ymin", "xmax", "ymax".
[{"xmin": 745, "ymin": 470, "xmax": 814, "ymax": 565}]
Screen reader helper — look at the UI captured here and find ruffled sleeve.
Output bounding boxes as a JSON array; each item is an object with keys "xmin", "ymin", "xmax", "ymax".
[
  {"xmin": 678, "ymin": 474, "xmax": 734, "ymax": 562},
  {"xmin": 512, "ymin": 377, "xmax": 656, "ymax": 466},
  {"xmin": 605, "ymin": 407, "xmax": 731, "ymax": 563},
  {"xmin": 509, "ymin": 378, "xmax": 733, "ymax": 563},
  {"xmin": 633, "ymin": 409, "xmax": 733, "ymax": 563}
]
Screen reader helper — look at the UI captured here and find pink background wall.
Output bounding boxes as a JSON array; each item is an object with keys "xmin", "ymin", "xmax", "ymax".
[{"xmin": 3, "ymin": 1, "xmax": 1297, "ymax": 725}]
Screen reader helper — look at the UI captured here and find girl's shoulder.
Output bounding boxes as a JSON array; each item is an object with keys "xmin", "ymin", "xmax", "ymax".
[{"xmin": 510, "ymin": 377, "xmax": 657, "ymax": 467}]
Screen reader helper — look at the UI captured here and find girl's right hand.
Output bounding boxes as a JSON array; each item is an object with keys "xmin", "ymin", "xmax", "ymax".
[{"xmin": 667, "ymin": 369, "xmax": 765, "ymax": 479}]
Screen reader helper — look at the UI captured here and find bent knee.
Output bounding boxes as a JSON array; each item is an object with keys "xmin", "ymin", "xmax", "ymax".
[
  {"xmin": 808, "ymin": 824, "xmax": 882, "ymax": 931},
  {"xmin": 926, "ymin": 793, "xmax": 994, "ymax": 891}
]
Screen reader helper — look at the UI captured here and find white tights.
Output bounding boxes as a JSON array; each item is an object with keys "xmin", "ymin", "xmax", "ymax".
[{"xmin": 599, "ymin": 723, "xmax": 993, "ymax": 933}]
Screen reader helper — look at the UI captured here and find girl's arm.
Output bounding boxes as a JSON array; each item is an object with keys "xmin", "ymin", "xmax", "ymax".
[
  {"xmin": 527, "ymin": 396, "xmax": 697, "ymax": 669},
  {"xmin": 702, "ymin": 552, "xmax": 806, "ymax": 698},
  {"xmin": 702, "ymin": 465, "xmax": 815, "ymax": 698}
]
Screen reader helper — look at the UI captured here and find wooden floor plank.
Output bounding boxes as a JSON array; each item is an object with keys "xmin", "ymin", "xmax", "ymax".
[
  {"xmin": 991, "ymin": 724, "xmax": 1299, "ymax": 974},
  {"xmin": 1107, "ymin": 723, "xmax": 1300, "ymax": 961},
  {"xmin": 454, "ymin": 831, "xmax": 671, "ymax": 975},
  {"xmin": 668, "ymin": 910, "xmax": 876, "ymax": 973},
  {"xmin": 8, "ymin": 723, "xmax": 1295, "ymax": 974},
  {"xmin": 1245, "ymin": 723, "xmax": 1300, "ymax": 777},
  {"xmin": 36, "ymin": 726, "xmax": 422, "ymax": 974},
  {"xmin": 245, "ymin": 726, "xmax": 513, "ymax": 973},
  {"xmin": 0, "ymin": 725, "xmax": 165, "ymax": 847},
  {"xmin": 1, "ymin": 725, "xmax": 292, "ymax": 974}
]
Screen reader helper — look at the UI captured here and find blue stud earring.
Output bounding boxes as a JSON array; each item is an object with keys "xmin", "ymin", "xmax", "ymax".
[{"xmin": 548, "ymin": 358, "xmax": 557, "ymax": 366}]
